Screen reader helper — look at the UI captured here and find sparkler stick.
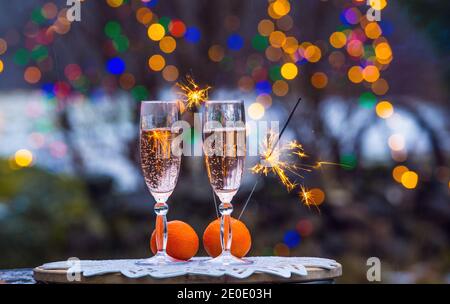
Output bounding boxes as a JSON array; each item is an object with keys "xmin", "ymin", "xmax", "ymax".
[
  {"xmin": 212, "ymin": 187, "xmax": 219, "ymax": 219},
  {"xmin": 267, "ymin": 97, "xmax": 302, "ymax": 158},
  {"xmin": 238, "ymin": 180, "xmax": 259, "ymax": 220},
  {"xmin": 241, "ymin": 97, "xmax": 304, "ymax": 216}
]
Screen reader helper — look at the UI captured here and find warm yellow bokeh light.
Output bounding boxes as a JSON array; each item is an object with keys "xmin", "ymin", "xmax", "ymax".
[
  {"xmin": 272, "ymin": 0, "xmax": 291, "ymax": 17},
  {"xmin": 269, "ymin": 31, "xmax": 286, "ymax": 48},
  {"xmin": 348, "ymin": 66, "xmax": 364, "ymax": 83},
  {"xmin": 375, "ymin": 42, "xmax": 392, "ymax": 61},
  {"xmin": 363, "ymin": 65, "xmax": 380, "ymax": 83},
  {"xmin": 282, "ymin": 37, "xmax": 298, "ymax": 54},
  {"xmin": 148, "ymin": 54, "xmax": 166, "ymax": 71},
  {"xmin": 147, "ymin": 23, "xmax": 165, "ymax": 41},
  {"xmin": 0, "ymin": 59, "xmax": 3, "ymax": 73},
  {"xmin": 258, "ymin": 19, "xmax": 274, "ymax": 37},
  {"xmin": 15, "ymin": 149, "xmax": 33, "ymax": 167},
  {"xmin": 376, "ymin": 101, "xmax": 394, "ymax": 119},
  {"xmin": 159, "ymin": 36, "xmax": 176, "ymax": 53},
  {"xmin": 401, "ymin": 171, "xmax": 419, "ymax": 189},
  {"xmin": 136, "ymin": 7, "xmax": 153, "ymax": 25},
  {"xmin": 365, "ymin": 22, "xmax": 382, "ymax": 39},
  {"xmin": 272, "ymin": 80, "xmax": 289, "ymax": 96},
  {"xmin": 248, "ymin": 102, "xmax": 265, "ymax": 120},
  {"xmin": 106, "ymin": 0, "xmax": 123, "ymax": 8},
  {"xmin": 329, "ymin": 32, "xmax": 347, "ymax": 49},
  {"xmin": 392, "ymin": 165, "xmax": 409, "ymax": 183},
  {"xmin": 280, "ymin": 62, "xmax": 298, "ymax": 80},
  {"xmin": 309, "ymin": 188, "xmax": 325, "ymax": 205},
  {"xmin": 370, "ymin": 0, "xmax": 387, "ymax": 10},
  {"xmin": 304, "ymin": 45, "xmax": 321, "ymax": 63},
  {"xmin": 267, "ymin": 3, "xmax": 282, "ymax": 20},
  {"xmin": 311, "ymin": 72, "xmax": 328, "ymax": 89}
]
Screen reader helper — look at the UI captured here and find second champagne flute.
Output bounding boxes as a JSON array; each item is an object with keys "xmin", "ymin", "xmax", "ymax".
[{"xmin": 203, "ymin": 100, "xmax": 251, "ymax": 265}]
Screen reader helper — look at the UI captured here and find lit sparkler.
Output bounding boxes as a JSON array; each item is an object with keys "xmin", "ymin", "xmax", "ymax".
[
  {"xmin": 250, "ymin": 131, "xmax": 341, "ymax": 208},
  {"xmin": 250, "ymin": 130, "xmax": 309, "ymax": 192},
  {"xmin": 176, "ymin": 75, "xmax": 211, "ymax": 110}
]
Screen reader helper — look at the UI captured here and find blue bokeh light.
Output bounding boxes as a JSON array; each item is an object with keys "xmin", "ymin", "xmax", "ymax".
[
  {"xmin": 185, "ymin": 27, "xmax": 201, "ymax": 43},
  {"xmin": 143, "ymin": 0, "xmax": 159, "ymax": 9},
  {"xmin": 106, "ymin": 57, "xmax": 125, "ymax": 75},
  {"xmin": 227, "ymin": 34, "xmax": 244, "ymax": 51},
  {"xmin": 255, "ymin": 80, "xmax": 271, "ymax": 94},
  {"xmin": 283, "ymin": 230, "xmax": 301, "ymax": 249}
]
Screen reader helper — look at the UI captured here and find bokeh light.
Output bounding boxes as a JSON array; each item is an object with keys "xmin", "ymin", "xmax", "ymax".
[
  {"xmin": 0, "ymin": 38, "xmax": 7, "ymax": 55},
  {"xmin": 348, "ymin": 66, "xmax": 364, "ymax": 83},
  {"xmin": 162, "ymin": 65, "xmax": 179, "ymax": 82},
  {"xmin": 272, "ymin": 80, "xmax": 289, "ymax": 96},
  {"xmin": 375, "ymin": 101, "xmax": 394, "ymax": 119},
  {"xmin": 329, "ymin": 32, "xmax": 347, "ymax": 49},
  {"xmin": 184, "ymin": 27, "xmax": 201, "ymax": 43},
  {"xmin": 392, "ymin": 165, "xmax": 409, "ymax": 183},
  {"xmin": 280, "ymin": 62, "xmax": 298, "ymax": 80},
  {"xmin": 401, "ymin": 171, "xmax": 419, "ymax": 189},
  {"xmin": 304, "ymin": 45, "xmax": 321, "ymax": 62},
  {"xmin": 248, "ymin": 102, "xmax": 265, "ymax": 120},
  {"xmin": 106, "ymin": 57, "xmax": 125, "ymax": 75},
  {"xmin": 148, "ymin": 54, "xmax": 165, "ymax": 71},
  {"xmin": 388, "ymin": 134, "xmax": 406, "ymax": 151},
  {"xmin": 363, "ymin": 65, "xmax": 380, "ymax": 83},
  {"xmin": 282, "ymin": 36, "xmax": 298, "ymax": 54},
  {"xmin": 269, "ymin": 31, "xmax": 286, "ymax": 48},
  {"xmin": 106, "ymin": 0, "xmax": 123, "ymax": 8},
  {"xmin": 309, "ymin": 188, "xmax": 325, "ymax": 205},
  {"xmin": 258, "ymin": 19, "xmax": 274, "ymax": 37},
  {"xmin": 147, "ymin": 23, "xmax": 165, "ymax": 41},
  {"xmin": 136, "ymin": 7, "xmax": 153, "ymax": 25},
  {"xmin": 311, "ymin": 72, "xmax": 328, "ymax": 89},
  {"xmin": 159, "ymin": 36, "xmax": 176, "ymax": 53},
  {"xmin": 14, "ymin": 149, "xmax": 33, "ymax": 167},
  {"xmin": 169, "ymin": 20, "xmax": 186, "ymax": 38},
  {"xmin": 24, "ymin": 66, "xmax": 42, "ymax": 84},
  {"xmin": 227, "ymin": 34, "xmax": 244, "ymax": 50},
  {"xmin": 208, "ymin": 45, "xmax": 224, "ymax": 62}
]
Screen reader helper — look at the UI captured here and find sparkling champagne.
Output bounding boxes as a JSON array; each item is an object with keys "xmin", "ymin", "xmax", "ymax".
[
  {"xmin": 140, "ymin": 128, "xmax": 181, "ymax": 201},
  {"xmin": 204, "ymin": 127, "xmax": 246, "ymax": 203}
]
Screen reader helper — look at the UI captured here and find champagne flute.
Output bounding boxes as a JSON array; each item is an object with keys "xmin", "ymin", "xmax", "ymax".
[
  {"xmin": 137, "ymin": 101, "xmax": 183, "ymax": 265},
  {"xmin": 202, "ymin": 100, "xmax": 251, "ymax": 265}
]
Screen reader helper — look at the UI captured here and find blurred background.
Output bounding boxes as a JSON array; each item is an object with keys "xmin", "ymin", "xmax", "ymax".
[{"xmin": 0, "ymin": 0, "xmax": 449, "ymax": 283}]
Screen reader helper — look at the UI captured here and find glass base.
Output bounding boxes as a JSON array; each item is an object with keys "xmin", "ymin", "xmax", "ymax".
[
  {"xmin": 203, "ymin": 251, "xmax": 252, "ymax": 266},
  {"xmin": 135, "ymin": 252, "xmax": 187, "ymax": 266}
]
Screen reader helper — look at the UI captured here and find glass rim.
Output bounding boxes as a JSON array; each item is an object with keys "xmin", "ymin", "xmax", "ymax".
[
  {"xmin": 205, "ymin": 100, "xmax": 243, "ymax": 104},
  {"xmin": 141, "ymin": 100, "xmax": 179, "ymax": 104}
]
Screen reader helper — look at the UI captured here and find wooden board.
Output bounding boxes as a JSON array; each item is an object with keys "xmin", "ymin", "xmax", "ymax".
[{"xmin": 33, "ymin": 264, "xmax": 342, "ymax": 284}]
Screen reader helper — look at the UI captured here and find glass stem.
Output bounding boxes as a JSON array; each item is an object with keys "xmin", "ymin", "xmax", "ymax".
[
  {"xmin": 219, "ymin": 202, "xmax": 233, "ymax": 254},
  {"xmin": 154, "ymin": 201, "xmax": 168, "ymax": 254}
]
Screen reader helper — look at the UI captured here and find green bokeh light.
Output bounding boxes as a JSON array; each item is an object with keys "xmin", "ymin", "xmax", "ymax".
[
  {"xmin": 252, "ymin": 34, "xmax": 268, "ymax": 52},
  {"xmin": 104, "ymin": 21, "xmax": 121, "ymax": 39}
]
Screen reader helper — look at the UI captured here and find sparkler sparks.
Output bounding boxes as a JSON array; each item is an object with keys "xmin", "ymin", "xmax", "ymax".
[
  {"xmin": 176, "ymin": 75, "xmax": 211, "ymax": 110},
  {"xmin": 251, "ymin": 130, "xmax": 340, "ymax": 208},
  {"xmin": 299, "ymin": 185, "xmax": 320, "ymax": 212},
  {"xmin": 251, "ymin": 131, "xmax": 309, "ymax": 192}
]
